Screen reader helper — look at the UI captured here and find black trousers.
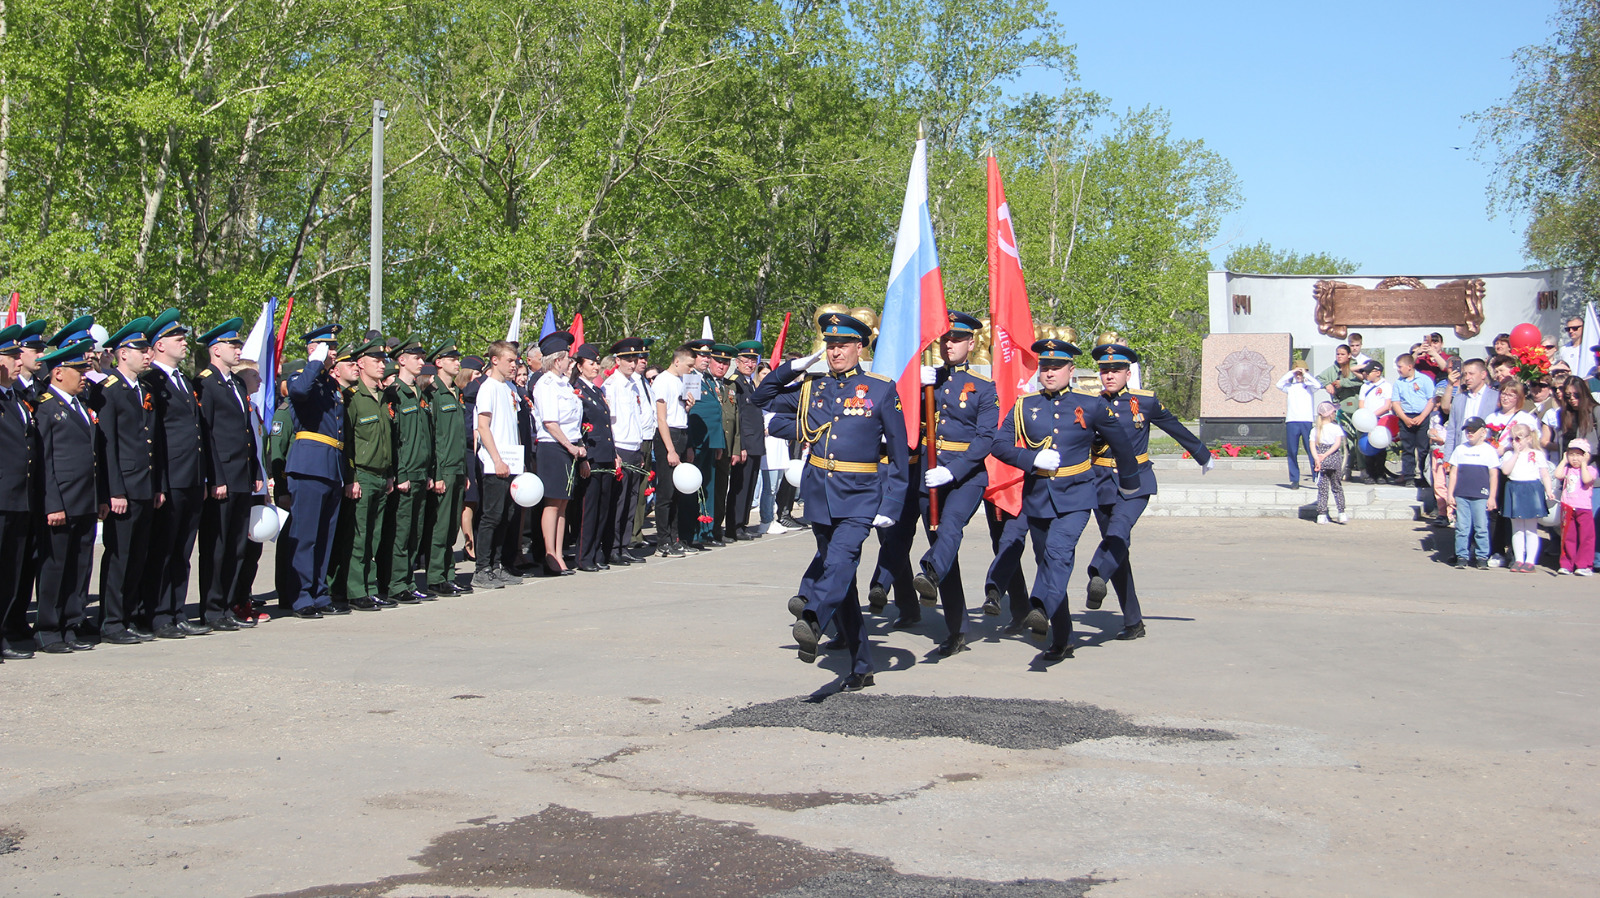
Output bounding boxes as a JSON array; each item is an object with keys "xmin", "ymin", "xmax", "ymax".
[
  {"xmin": 630, "ymin": 439, "xmax": 654, "ymax": 546},
  {"xmin": 273, "ymin": 483, "xmax": 296, "ymax": 606},
  {"xmin": 655, "ymin": 428, "xmax": 689, "ymax": 545},
  {"xmin": 575, "ymin": 464, "xmax": 615, "ymax": 568},
  {"xmin": 613, "ymin": 447, "xmax": 644, "ymax": 553},
  {"xmin": 475, "ymin": 472, "xmax": 513, "ymax": 571},
  {"xmin": 725, "ymin": 455, "xmax": 761, "ymax": 536},
  {"xmin": 36, "ymin": 513, "xmax": 95, "ymax": 645},
  {"xmin": 98, "ymin": 497, "xmax": 153, "ymax": 632},
  {"xmin": 146, "ymin": 485, "xmax": 203, "ymax": 628},
  {"xmin": 199, "ymin": 490, "xmax": 253, "ymax": 623},
  {"xmin": 0, "ymin": 510, "xmax": 36, "ymax": 651},
  {"xmin": 234, "ymin": 494, "xmax": 266, "ymax": 607}
]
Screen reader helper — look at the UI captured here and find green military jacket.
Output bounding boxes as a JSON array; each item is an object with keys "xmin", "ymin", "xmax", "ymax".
[
  {"xmin": 718, "ymin": 370, "xmax": 741, "ymax": 454},
  {"xmin": 425, "ymin": 374, "xmax": 468, "ymax": 476},
  {"xmin": 385, "ymin": 377, "xmax": 434, "ymax": 483},
  {"xmin": 343, "ymin": 381, "xmax": 393, "ymax": 475},
  {"xmin": 267, "ymin": 405, "xmax": 294, "ymax": 482}
]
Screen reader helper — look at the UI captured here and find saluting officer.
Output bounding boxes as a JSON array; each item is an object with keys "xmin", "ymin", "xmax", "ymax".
[
  {"xmin": 34, "ymin": 336, "xmax": 106, "ymax": 653},
  {"xmin": 92, "ymin": 317, "xmax": 160, "ymax": 645},
  {"xmin": 13, "ymin": 319, "xmax": 50, "ymax": 402},
  {"xmin": 723, "ymin": 340, "xmax": 767, "ymax": 542},
  {"xmin": 0, "ymin": 325, "xmax": 42, "ymax": 660},
  {"xmin": 334, "ymin": 339, "xmax": 396, "ymax": 611},
  {"xmin": 281, "ymin": 326, "xmax": 350, "ymax": 619},
  {"xmin": 423, "ymin": 341, "xmax": 471, "ymax": 595},
  {"xmin": 909, "ymin": 310, "xmax": 999, "ymax": 657},
  {"xmin": 991, "ymin": 338, "xmax": 1140, "ymax": 664},
  {"xmin": 572, "ymin": 342, "xmax": 617, "ymax": 571},
  {"xmin": 142, "ymin": 309, "xmax": 212, "ymax": 638},
  {"xmin": 753, "ymin": 313, "xmax": 908, "ymax": 691},
  {"xmin": 1086, "ymin": 341, "xmax": 1212, "ymax": 641},
  {"xmin": 195, "ymin": 318, "xmax": 264, "ymax": 631},
  {"xmin": 384, "ymin": 334, "xmax": 436, "ymax": 603}
]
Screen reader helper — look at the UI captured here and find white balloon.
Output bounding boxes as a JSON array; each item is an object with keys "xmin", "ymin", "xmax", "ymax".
[
  {"xmin": 510, "ymin": 472, "xmax": 544, "ymax": 507},
  {"xmin": 1541, "ymin": 505, "xmax": 1562, "ymax": 528},
  {"xmin": 88, "ymin": 324, "xmax": 110, "ymax": 349},
  {"xmin": 673, "ymin": 462, "xmax": 704, "ymax": 494},
  {"xmin": 248, "ymin": 504, "xmax": 283, "ymax": 542},
  {"xmin": 1352, "ymin": 408, "xmax": 1378, "ymax": 433},
  {"xmin": 785, "ymin": 457, "xmax": 806, "ymax": 487},
  {"xmin": 1366, "ymin": 427, "xmax": 1392, "ymax": 450}
]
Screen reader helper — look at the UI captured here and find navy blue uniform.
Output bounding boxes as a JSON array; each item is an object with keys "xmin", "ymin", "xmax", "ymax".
[
  {"xmin": 915, "ymin": 363, "xmax": 998, "ymax": 636},
  {"xmin": 1088, "ymin": 387, "xmax": 1209, "ymax": 628},
  {"xmin": 34, "ymin": 387, "xmax": 103, "ymax": 647},
  {"xmin": 755, "ymin": 358, "xmax": 909, "ymax": 675},
  {"xmin": 281, "ymin": 358, "xmax": 347, "ymax": 611},
  {"xmin": 142, "ymin": 363, "xmax": 205, "ymax": 629},
  {"xmin": 0, "ymin": 383, "xmax": 40, "ymax": 653},
  {"xmin": 573, "ymin": 376, "xmax": 617, "ymax": 569},
  {"xmin": 196, "ymin": 363, "xmax": 263, "ymax": 624},
  {"xmin": 92, "ymin": 370, "xmax": 162, "ymax": 635},
  {"xmin": 992, "ymin": 388, "xmax": 1139, "ymax": 650}
]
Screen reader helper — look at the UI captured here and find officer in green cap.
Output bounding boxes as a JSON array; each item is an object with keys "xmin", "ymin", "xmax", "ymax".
[
  {"xmin": 268, "ymin": 359, "xmax": 305, "ymax": 608},
  {"xmin": 194, "ymin": 318, "xmax": 262, "ymax": 631},
  {"xmin": 423, "ymin": 340, "xmax": 470, "ymax": 595},
  {"xmin": 682, "ymin": 338, "xmax": 722, "ymax": 549},
  {"xmin": 0, "ymin": 324, "xmax": 42, "ymax": 659},
  {"xmin": 381, "ymin": 335, "xmax": 435, "ymax": 603},
  {"xmin": 724, "ymin": 340, "xmax": 767, "ymax": 541},
  {"xmin": 91, "ymin": 317, "xmax": 159, "ymax": 644},
  {"xmin": 332, "ymin": 339, "xmax": 395, "ymax": 611},
  {"xmin": 141, "ymin": 308, "xmax": 212, "ymax": 638},
  {"xmin": 33, "ymin": 337, "xmax": 105, "ymax": 653},
  {"xmin": 13, "ymin": 319, "xmax": 50, "ymax": 402},
  {"xmin": 709, "ymin": 343, "xmax": 742, "ymax": 545}
]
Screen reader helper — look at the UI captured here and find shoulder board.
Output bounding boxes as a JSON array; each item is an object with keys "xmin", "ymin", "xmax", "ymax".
[
  {"xmin": 1130, "ymin": 388, "xmax": 1155, "ymax": 397},
  {"xmin": 863, "ymin": 371, "xmax": 893, "ymax": 383},
  {"xmin": 1017, "ymin": 390, "xmax": 1041, "ymax": 400},
  {"xmin": 1071, "ymin": 387, "xmax": 1100, "ymax": 397},
  {"xmin": 105, "ymin": 376, "xmax": 125, "ymax": 389},
  {"xmin": 40, "ymin": 393, "xmax": 55, "ymax": 402},
  {"xmin": 200, "ymin": 369, "xmax": 215, "ymax": 378},
  {"xmin": 963, "ymin": 370, "xmax": 992, "ymax": 382}
]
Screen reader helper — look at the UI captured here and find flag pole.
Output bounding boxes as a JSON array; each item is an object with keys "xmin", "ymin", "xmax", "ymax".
[{"xmin": 918, "ymin": 120, "xmax": 941, "ymax": 530}]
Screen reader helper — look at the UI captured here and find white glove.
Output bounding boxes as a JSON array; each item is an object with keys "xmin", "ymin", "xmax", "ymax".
[
  {"xmin": 920, "ymin": 365, "xmax": 937, "ymax": 386},
  {"xmin": 806, "ymin": 355, "xmax": 829, "ymax": 375},
  {"xmin": 1201, "ymin": 457, "xmax": 1215, "ymax": 475},
  {"xmin": 308, "ymin": 342, "xmax": 329, "ymax": 363},
  {"xmin": 872, "ymin": 514, "xmax": 895, "ymax": 529},
  {"xmin": 923, "ymin": 465, "xmax": 953, "ymax": 488},
  {"xmin": 1032, "ymin": 448, "xmax": 1061, "ymax": 472}
]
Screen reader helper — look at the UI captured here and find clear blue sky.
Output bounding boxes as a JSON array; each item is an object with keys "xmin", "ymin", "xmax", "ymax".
[{"xmin": 1026, "ymin": 0, "xmax": 1559, "ymax": 274}]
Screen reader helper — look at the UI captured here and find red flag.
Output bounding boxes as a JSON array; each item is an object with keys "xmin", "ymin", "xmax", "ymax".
[
  {"xmin": 6, "ymin": 292, "xmax": 17, "ymax": 327},
  {"xmin": 571, "ymin": 313, "xmax": 585, "ymax": 348},
  {"xmin": 273, "ymin": 296, "xmax": 296, "ymax": 375},
  {"xmin": 768, "ymin": 312, "xmax": 791, "ymax": 368},
  {"xmin": 983, "ymin": 156, "xmax": 1037, "ymax": 517}
]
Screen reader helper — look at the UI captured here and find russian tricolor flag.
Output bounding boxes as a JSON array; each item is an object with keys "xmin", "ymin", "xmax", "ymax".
[{"xmin": 875, "ymin": 136, "xmax": 948, "ymax": 443}]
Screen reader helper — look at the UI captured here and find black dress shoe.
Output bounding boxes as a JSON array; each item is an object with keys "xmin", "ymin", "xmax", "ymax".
[
  {"xmin": 1040, "ymin": 643, "xmax": 1075, "ymax": 662},
  {"xmin": 912, "ymin": 564, "xmax": 939, "ymax": 606},
  {"xmin": 1116, "ymin": 622, "xmax": 1147, "ymax": 641},
  {"xmin": 1022, "ymin": 608, "xmax": 1050, "ymax": 640},
  {"xmin": 177, "ymin": 620, "xmax": 213, "ymax": 636},
  {"xmin": 412, "ymin": 589, "xmax": 437, "ymax": 602},
  {"xmin": 39, "ymin": 641, "xmax": 74, "ymax": 654},
  {"xmin": 730, "ymin": 529, "xmax": 752, "ymax": 541},
  {"xmin": 745, "ymin": 527, "xmax": 763, "ymax": 539},
  {"xmin": 349, "ymin": 596, "xmax": 382, "ymax": 611},
  {"xmin": 102, "ymin": 630, "xmax": 143, "ymax": 646},
  {"xmin": 324, "ymin": 602, "xmax": 353, "ymax": 615},
  {"xmin": 425, "ymin": 583, "xmax": 453, "ymax": 597},
  {"xmin": 577, "ymin": 563, "xmax": 601, "ymax": 573},
  {"xmin": 686, "ymin": 542, "xmax": 712, "ymax": 552},
  {"xmin": 793, "ymin": 619, "xmax": 820, "ymax": 664},
  {"xmin": 129, "ymin": 626, "xmax": 156, "ymax": 642},
  {"xmin": 867, "ymin": 585, "xmax": 888, "ymax": 612},
  {"xmin": 290, "ymin": 607, "xmax": 323, "ymax": 620},
  {"xmin": 226, "ymin": 610, "xmax": 257, "ymax": 629},
  {"xmin": 841, "ymin": 672, "xmax": 875, "ymax": 691},
  {"xmin": 709, "ymin": 534, "xmax": 727, "ymax": 547},
  {"xmin": 1086, "ymin": 575, "xmax": 1107, "ymax": 610},
  {"xmin": 787, "ymin": 595, "xmax": 807, "ymax": 619},
  {"xmin": 454, "ymin": 579, "xmax": 474, "ymax": 594},
  {"xmin": 390, "ymin": 591, "xmax": 422, "ymax": 605},
  {"xmin": 1, "ymin": 647, "xmax": 35, "ymax": 659},
  {"xmin": 937, "ymin": 633, "xmax": 969, "ymax": 657},
  {"xmin": 154, "ymin": 624, "xmax": 189, "ymax": 638},
  {"xmin": 607, "ymin": 552, "xmax": 633, "ymax": 566},
  {"xmin": 66, "ymin": 638, "xmax": 95, "ymax": 652},
  {"xmin": 982, "ymin": 586, "xmax": 1002, "ymax": 616},
  {"xmin": 624, "ymin": 550, "xmax": 649, "ymax": 564},
  {"xmin": 372, "ymin": 595, "xmax": 399, "ymax": 608},
  {"xmin": 890, "ymin": 611, "xmax": 921, "ymax": 630},
  {"xmin": 208, "ymin": 617, "xmax": 241, "ymax": 632}
]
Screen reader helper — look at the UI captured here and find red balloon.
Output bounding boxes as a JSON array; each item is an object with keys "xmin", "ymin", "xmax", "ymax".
[
  {"xmin": 1509, "ymin": 323, "xmax": 1542, "ymax": 350},
  {"xmin": 1379, "ymin": 414, "xmax": 1400, "ymax": 440}
]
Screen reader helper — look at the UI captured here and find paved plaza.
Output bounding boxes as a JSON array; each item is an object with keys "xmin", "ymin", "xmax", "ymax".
[{"xmin": 2, "ymin": 509, "xmax": 1596, "ymax": 897}]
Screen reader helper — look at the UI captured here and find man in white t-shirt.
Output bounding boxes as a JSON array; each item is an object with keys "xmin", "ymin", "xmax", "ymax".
[
  {"xmin": 652, "ymin": 346, "xmax": 695, "ymax": 556},
  {"xmin": 471, "ymin": 341, "xmax": 525, "ymax": 589}
]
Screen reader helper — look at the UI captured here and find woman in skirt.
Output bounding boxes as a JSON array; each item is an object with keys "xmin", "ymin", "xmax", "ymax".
[{"xmin": 532, "ymin": 339, "xmax": 584, "ymax": 576}]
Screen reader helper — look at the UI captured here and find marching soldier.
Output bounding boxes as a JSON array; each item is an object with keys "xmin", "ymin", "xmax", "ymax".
[
  {"xmin": 604, "ymin": 338, "xmax": 651, "ymax": 566},
  {"xmin": 423, "ymin": 341, "xmax": 471, "ymax": 595},
  {"xmin": 280, "ymin": 326, "xmax": 350, "ymax": 618},
  {"xmin": 33, "ymin": 336, "xmax": 105, "ymax": 653},
  {"xmin": 753, "ymin": 313, "xmax": 908, "ymax": 691},
  {"xmin": 142, "ymin": 309, "xmax": 212, "ymax": 638},
  {"xmin": 1086, "ymin": 341, "xmax": 1212, "ymax": 640},
  {"xmin": 991, "ymin": 338, "xmax": 1140, "ymax": 664},
  {"xmin": 383, "ymin": 334, "xmax": 436, "ymax": 603},
  {"xmin": 268, "ymin": 359, "xmax": 303, "ymax": 608},
  {"xmin": 333, "ymin": 339, "xmax": 396, "ymax": 611},
  {"xmin": 909, "ymin": 310, "xmax": 998, "ymax": 656},
  {"xmin": 195, "ymin": 318, "xmax": 264, "ymax": 631},
  {"xmin": 0, "ymin": 325, "xmax": 42, "ymax": 660},
  {"xmin": 92, "ymin": 317, "xmax": 160, "ymax": 645}
]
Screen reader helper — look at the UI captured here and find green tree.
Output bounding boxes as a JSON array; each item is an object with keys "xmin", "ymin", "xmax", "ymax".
[{"xmin": 1222, "ymin": 240, "xmax": 1359, "ymax": 275}]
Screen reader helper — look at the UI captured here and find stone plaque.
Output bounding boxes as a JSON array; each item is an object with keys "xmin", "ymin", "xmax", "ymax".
[
  {"xmin": 1200, "ymin": 333, "xmax": 1290, "ymax": 421},
  {"xmin": 1313, "ymin": 276, "xmax": 1486, "ymax": 340}
]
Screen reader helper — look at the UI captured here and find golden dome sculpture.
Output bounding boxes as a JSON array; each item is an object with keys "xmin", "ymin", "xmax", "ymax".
[
  {"xmin": 1096, "ymin": 330, "xmax": 1119, "ymax": 348},
  {"xmin": 849, "ymin": 307, "xmax": 879, "ymax": 360},
  {"xmin": 972, "ymin": 317, "xmax": 993, "ymax": 366}
]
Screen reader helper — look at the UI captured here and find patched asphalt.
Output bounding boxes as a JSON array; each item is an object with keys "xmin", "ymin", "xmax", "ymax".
[{"xmin": 700, "ymin": 693, "xmax": 1234, "ymax": 750}]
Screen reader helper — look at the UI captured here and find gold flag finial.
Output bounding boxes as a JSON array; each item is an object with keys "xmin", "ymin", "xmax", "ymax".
[{"xmin": 917, "ymin": 120, "xmax": 925, "ymax": 141}]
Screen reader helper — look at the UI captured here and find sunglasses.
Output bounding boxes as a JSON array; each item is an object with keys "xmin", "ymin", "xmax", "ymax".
[{"xmin": 1567, "ymin": 326, "xmax": 1584, "ymax": 332}]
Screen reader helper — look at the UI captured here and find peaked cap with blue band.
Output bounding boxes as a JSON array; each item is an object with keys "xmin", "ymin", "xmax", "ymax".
[
  {"xmin": 304, "ymin": 323, "xmax": 342, "ymax": 345},
  {"xmin": 819, "ymin": 312, "xmax": 871, "ymax": 342},
  {"xmin": 150, "ymin": 308, "xmax": 188, "ymax": 341},
  {"xmin": 946, "ymin": 310, "xmax": 982, "ymax": 334},
  {"xmin": 1091, "ymin": 343, "xmax": 1139, "ymax": 366},
  {"xmin": 40, "ymin": 338, "xmax": 97, "ymax": 369},
  {"xmin": 106, "ymin": 317, "xmax": 155, "ymax": 352},
  {"xmin": 0, "ymin": 324, "xmax": 22, "ymax": 355},
  {"xmin": 1031, "ymin": 337, "xmax": 1080, "ymax": 361},
  {"xmin": 198, "ymin": 317, "xmax": 245, "ymax": 346},
  {"xmin": 17, "ymin": 320, "xmax": 50, "ymax": 350},
  {"xmin": 49, "ymin": 315, "xmax": 95, "ymax": 349}
]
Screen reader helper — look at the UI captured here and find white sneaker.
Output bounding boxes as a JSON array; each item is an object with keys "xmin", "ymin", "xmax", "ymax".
[
  {"xmin": 762, "ymin": 521, "xmax": 787, "ymax": 535},
  {"xmin": 1338, "ymin": 512, "xmax": 1350, "ymax": 524},
  {"xmin": 1488, "ymin": 553, "xmax": 1505, "ymax": 568},
  {"xmin": 1577, "ymin": 568, "xmax": 1592, "ymax": 577},
  {"xmin": 1317, "ymin": 514, "xmax": 1329, "ymax": 525}
]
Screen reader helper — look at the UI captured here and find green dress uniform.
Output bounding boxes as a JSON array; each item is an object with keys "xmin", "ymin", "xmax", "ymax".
[
  {"xmin": 712, "ymin": 344, "xmax": 741, "ymax": 542},
  {"xmin": 333, "ymin": 344, "xmax": 394, "ymax": 606},
  {"xmin": 383, "ymin": 365, "xmax": 434, "ymax": 601},
  {"xmin": 424, "ymin": 345, "xmax": 468, "ymax": 593}
]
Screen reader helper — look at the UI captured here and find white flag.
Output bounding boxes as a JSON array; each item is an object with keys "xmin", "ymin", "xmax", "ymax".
[
  {"xmin": 507, "ymin": 293, "xmax": 524, "ymax": 343},
  {"xmin": 701, "ymin": 316, "xmax": 713, "ymax": 340}
]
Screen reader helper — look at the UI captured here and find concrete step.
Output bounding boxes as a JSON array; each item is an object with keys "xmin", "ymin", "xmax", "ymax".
[
  {"xmin": 1151, "ymin": 486, "xmax": 1384, "ymax": 507},
  {"xmin": 1143, "ymin": 502, "xmax": 1420, "ymax": 521}
]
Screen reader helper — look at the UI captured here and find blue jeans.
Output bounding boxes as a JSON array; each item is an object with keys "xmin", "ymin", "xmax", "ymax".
[
  {"xmin": 758, "ymin": 469, "xmax": 780, "ymax": 524},
  {"xmin": 1285, "ymin": 421, "xmax": 1312, "ymax": 483},
  {"xmin": 1454, "ymin": 497, "xmax": 1490, "ymax": 561}
]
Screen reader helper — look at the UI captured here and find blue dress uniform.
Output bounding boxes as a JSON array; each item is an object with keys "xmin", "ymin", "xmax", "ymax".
[
  {"xmin": 281, "ymin": 325, "xmax": 346, "ymax": 616},
  {"xmin": 1086, "ymin": 343, "xmax": 1211, "ymax": 639},
  {"xmin": 991, "ymin": 339, "xmax": 1140, "ymax": 660},
  {"xmin": 195, "ymin": 319, "xmax": 263, "ymax": 629},
  {"xmin": 33, "ymin": 338, "xmax": 106, "ymax": 652},
  {"xmin": 0, "ymin": 325, "xmax": 43, "ymax": 659},
  {"xmin": 753, "ymin": 313, "xmax": 909, "ymax": 688},
  {"xmin": 910, "ymin": 311, "xmax": 999, "ymax": 651},
  {"xmin": 92, "ymin": 318, "xmax": 161, "ymax": 642}
]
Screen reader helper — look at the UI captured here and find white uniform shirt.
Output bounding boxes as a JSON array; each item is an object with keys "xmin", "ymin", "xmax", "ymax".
[
  {"xmin": 532, "ymin": 372, "xmax": 583, "ymax": 442},
  {"xmin": 604, "ymin": 371, "xmax": 647, "ymax": 450}
]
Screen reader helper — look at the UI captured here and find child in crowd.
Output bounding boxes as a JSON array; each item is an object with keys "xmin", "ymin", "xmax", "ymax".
[
  {"xmin": 1447, "ymin": 416, "xmax": 1499, "ymax": 569},
  {"xmin": 1497, "ymin": 422, "xmax": 1554, "ymax": 573},
  {"xmin": 1311, "ymin": 400, "xmax": 1347, "ymax": 525},
  {"xmin": 1553, "ymin": 438, "xmax": 1596, "ymax": 575}
]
